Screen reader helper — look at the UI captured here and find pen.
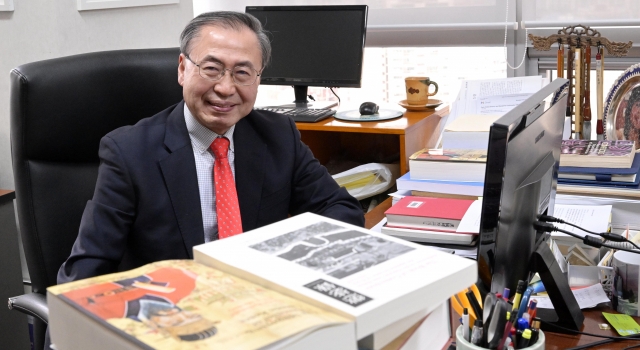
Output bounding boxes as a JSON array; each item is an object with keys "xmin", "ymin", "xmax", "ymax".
[
  {"xmin": 527, "ymin": 299, "xmax": 538, "ymax": 325},
  {"xmin": 497, "ymin": 310, "xmax": 517, "ymax": 350},
  {"xmin": 512, "ymin": 280, "xmax": 526, "ymax": 312},
  {"xmin": 466, "ymin": 290, "xmax": 483, "ymax": 320},
  {"xmin": 462, "ymin": 308, "xmax": 470, "ymax": 342},
  {"xmin": 502, "ymin": 288, "xmax": 510, "ymax": 300},
  {"xmin": 517, "ymin": 329, "xmax": 532, "ymax": 349},
  {"xmin": 471, "ymin": 319, "xmax": 483, "ymax": 345},
  {"xmin": 530, "ymin": 319, "xmax": 541, "ymax": 344}
]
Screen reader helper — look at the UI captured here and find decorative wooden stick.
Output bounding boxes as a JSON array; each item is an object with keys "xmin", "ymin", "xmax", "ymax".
[
  {"xmin": 557, "ymin": 42, "xmax": 564, "ymax": 78},
  {"xmin": 566, "ymin": 47, "xmax": 574, "ymax": 119},
  {"xmin": 582, "ymin": 44, "xmax": 592, "ymax": 140},
  {"xmin": 574, "ymin": 46, "xmax": 583, "ymax": 139},
  {"xmin": 596, "ymin": 45, "xmax": 604, "ymax": 140}
]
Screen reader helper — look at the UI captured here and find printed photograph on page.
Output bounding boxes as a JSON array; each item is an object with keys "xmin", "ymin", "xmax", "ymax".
[{"xmin": 249, "ymin": 221, "xmax": 414, "ymax": 279}]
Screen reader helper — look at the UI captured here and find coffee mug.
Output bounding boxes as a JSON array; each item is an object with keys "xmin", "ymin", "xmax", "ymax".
[{"xmin": 405, "ymin": 77, "xmax": 438, "ymax": 105}]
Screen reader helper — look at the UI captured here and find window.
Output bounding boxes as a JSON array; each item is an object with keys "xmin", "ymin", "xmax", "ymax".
[{"xmin": 256, "ymin": 47, "xmax": 506, "ymax": 107}]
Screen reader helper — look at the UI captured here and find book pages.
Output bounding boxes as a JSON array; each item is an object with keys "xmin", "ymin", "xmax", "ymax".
[
  {"xmin": 48, "ymin": 260, "xmax": 350, "ymax": 349},
  {"xmin": 194, "ymin": 213, "xmax": 477, "ymax": 339}
]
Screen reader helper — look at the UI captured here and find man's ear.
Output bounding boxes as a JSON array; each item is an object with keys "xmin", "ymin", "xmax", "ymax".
[{"xmin": 178, "ymin": 54, "xmax": 186, "ymax": 87}]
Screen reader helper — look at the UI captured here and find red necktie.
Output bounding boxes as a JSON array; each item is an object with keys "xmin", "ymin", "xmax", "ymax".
[{"xmin": 211, "ymin": 137, "xmax": 242, "ymax": 239}]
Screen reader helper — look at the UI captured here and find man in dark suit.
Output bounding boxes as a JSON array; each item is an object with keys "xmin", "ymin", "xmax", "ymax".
[{"xmin": 58, "ymin": 11, "xmax": 364, "ymax": 284}]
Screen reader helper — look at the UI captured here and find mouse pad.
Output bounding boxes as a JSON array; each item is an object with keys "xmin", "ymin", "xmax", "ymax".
[{"xmin": 334, "ymin": 109, "xmax": 403, "ymax": 122}]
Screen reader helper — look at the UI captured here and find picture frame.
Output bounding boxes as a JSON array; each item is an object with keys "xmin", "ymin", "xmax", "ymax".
[
  {"xmin": 604, "ymin": 63, "xmax": 640, "ymax": 144},
  {"xmin": 0, "ymin": 0, "xmax": 14, "ymax": 12},
  {"xmin": 77, "ymin": 0, "xmax": 178, "ymax": 11}
]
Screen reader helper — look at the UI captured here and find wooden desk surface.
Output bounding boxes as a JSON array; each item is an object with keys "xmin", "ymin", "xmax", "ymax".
[
  {"xmin": 364, "ymin": 198, "xmax": 640, "ymax": 349},
  {"xmin": 296, "ymin": 106, "xmax": 448, "ymax": 135}
]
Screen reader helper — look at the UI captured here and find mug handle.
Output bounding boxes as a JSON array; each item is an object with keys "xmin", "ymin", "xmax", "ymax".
[{"xmin": 427, "ymin": 81, "xmax": 439, "ymax": 96}]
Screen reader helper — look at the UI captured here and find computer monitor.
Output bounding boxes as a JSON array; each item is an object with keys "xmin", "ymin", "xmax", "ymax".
[
  {"xmin": 477, "ymin": 78, "xmax": 583, "ymax": 330},
  {"xmin": 246, "ymin": 5, "xmax": 368, "ymax": 109}
]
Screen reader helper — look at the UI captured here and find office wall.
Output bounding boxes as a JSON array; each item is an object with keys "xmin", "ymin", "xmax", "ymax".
[{"xmin": 0, "ymin": 0, "xmax": 194, "ymax": 190}]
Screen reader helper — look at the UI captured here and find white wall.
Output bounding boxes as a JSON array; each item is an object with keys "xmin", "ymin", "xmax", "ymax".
[{"xmin": 0, "ymin": 0, "xmax": 194, "ymax": 190}]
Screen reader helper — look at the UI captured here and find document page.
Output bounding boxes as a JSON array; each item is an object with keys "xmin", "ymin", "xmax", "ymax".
[
  {"xmin": 447, "ymin": 76, "xmax": 546, "ymax": 125},
  {"xmin": 551, "ymin": 204, "xmax": 613, "ymax": 239}
]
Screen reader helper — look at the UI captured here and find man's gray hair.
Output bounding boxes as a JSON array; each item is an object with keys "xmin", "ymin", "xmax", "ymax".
[{"xmin": 180, "ymin": 11, "xmax": 271, "ymax": 69}]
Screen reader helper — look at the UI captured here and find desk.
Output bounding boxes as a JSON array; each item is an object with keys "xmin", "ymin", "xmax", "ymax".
[
  {"xmin": 296, "ymin": 106, "xmax": 447, "ymax": 175},
  {"xmin": 364, "ymin": 198, "xmax": 640, "ymax": 349}
]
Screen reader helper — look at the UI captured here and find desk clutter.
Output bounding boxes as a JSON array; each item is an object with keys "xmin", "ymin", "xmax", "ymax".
[{"xmin": 453, "ymin": 281, "xmax": 545, "ymax": 350}]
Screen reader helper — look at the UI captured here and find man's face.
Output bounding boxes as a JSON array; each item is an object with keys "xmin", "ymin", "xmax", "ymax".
[{"xmin": 178, "ymin": 25, "xmax": 262, "ymax": 135}]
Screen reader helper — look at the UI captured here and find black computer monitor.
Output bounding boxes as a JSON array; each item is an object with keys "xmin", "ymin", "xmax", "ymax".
[
  {"xmin": 477, "ymin": 78, "xmax": 583, "ymax": 330},
  {"xmin": 246, "ymin": 5, "xmax": 368, "ymax": 108}
]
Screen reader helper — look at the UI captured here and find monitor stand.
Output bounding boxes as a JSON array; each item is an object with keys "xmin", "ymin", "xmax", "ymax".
[
  {"xmin": 282, "ymin": 85, "xmax": 338, "ymax": 110},
  {"xmin": 529, "ymin": 237, "xmax": 584, "ymax": 332}
]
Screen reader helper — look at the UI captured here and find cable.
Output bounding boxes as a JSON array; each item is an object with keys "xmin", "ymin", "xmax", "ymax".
[
  {"xmin": 537, "ymin": 317, "xmax": 640, "ymax": 342},
  {"xmin": 538, "ymin": 214, "xmax": 640, "ymax": 249},
  {"xmin": 533, "ymin": 221, "xmax": 640, "ymax": 254},
  {"xmin": 329, "ymin": 87, "xmax": 341, "ymax": 106}
]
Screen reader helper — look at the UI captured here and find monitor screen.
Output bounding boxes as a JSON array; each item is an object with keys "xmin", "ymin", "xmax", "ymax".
[
  {"xmin": 246, "ymin": 5, "xmax": 368, "ymax": 105},
  {"xmin": 477, "ymin": 79, "xmax": 568, "ymax": 294}
]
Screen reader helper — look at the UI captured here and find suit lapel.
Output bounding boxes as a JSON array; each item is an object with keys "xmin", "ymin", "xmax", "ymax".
[
  {"xmin": 234, "ymin": 115, "xmax": 266, "ymax": 231},
  {"xmin": 158, "ymin": 102, "xmax": 204, "ymax": 257}
]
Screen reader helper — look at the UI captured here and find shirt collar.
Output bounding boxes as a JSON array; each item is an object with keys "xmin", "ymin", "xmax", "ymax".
[{"xmin": 184, "ymin": 104, "xmax": 235, "ymax": 154}]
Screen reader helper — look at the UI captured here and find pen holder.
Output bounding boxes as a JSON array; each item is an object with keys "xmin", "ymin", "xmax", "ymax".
[{"xmin": 455, "ymin": 325, "xmax": 545, "ymax": 349}]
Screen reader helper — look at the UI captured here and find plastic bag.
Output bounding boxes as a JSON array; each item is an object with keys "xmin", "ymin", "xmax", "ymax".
[{"xmin": 332, "ymin": 163, "xmax": 399, "ymax": 200}]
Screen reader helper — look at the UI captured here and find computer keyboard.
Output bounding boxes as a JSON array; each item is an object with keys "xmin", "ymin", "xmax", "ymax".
[{"xmin": 256, "ymin": 107, "xmax": 335, "ymax": 123}]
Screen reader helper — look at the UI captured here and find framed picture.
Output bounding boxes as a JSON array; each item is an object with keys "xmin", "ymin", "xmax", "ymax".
[
  {"xmin": 604, "ymin": 63, "xmax": 640, "ymax": 144},
  {"xmin": 77, "ymin": 0, "xmax": 178, "ymax": 11},
  {"xmin": 0, "ymin": 0, "xmax": 14, "ymax": 12}
]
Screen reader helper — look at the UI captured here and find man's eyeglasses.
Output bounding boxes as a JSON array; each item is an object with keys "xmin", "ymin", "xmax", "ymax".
[{"xmin": 184, "ymin": 54, "xmax": 261, "ymax": 86}]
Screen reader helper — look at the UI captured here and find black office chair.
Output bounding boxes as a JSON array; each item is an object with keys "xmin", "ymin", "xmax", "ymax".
[{"xmin": 9, "ymin": 48, "xmax": 183, "ymax": 349}]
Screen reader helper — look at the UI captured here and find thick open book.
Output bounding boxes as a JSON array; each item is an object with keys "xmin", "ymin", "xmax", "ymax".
[
  {"xmin": 49, "ymin": 213, "xmax": 477, "ymax": 349},
  {"xmin": 193, "ymin": 213, "xmax": 477, "ymax": 341}
]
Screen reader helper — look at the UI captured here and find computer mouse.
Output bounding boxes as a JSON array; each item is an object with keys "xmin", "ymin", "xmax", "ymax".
[{"xmin": 359, "ymin": 102, "xmax": 379, "ymax": 115}]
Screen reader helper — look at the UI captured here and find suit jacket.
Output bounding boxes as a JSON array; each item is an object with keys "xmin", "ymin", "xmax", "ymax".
[{"xmin": 58, "ymin": 101, "xmax": 364, "ymax": 283}]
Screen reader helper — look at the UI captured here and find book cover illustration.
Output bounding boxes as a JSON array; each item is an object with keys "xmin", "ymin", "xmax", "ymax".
[
  {"xmin": 249, "ymin": 221, "xmax": 415, "ymax": 280},
  {"xmin": 49, "ymin": 260, "xmax": 347, "ymax": 349},
  {"xmin": 561, "ymin": 140, "xmax": 635, "ymax": 157},
  {"xmin": 410, "ymin": 148, "xmax": 487, "ymax": 163}
]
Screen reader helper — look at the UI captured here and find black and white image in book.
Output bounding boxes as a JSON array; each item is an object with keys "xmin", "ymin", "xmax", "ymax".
[{"xmin": 250, "ymin": 221, "xmax": 415, "ymax": 279}]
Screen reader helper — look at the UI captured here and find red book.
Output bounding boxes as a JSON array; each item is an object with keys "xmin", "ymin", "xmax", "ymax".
[{"xmin": 384, "ymin": 196, "xmax": 475, "ymax": 232}]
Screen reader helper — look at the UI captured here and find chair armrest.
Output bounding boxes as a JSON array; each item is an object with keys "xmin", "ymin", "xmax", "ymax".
[{"xmin": 8, "ymin": 293, "xmax": 48, "ymax": 324}]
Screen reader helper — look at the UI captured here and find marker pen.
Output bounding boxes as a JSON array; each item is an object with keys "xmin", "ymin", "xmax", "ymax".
[
  {"xmin": 512, "ymin": 280, "xmax": 526, "ymax": 312},
  {"xmin": 530, "ymin": 319, "xmax": 541, "ymax": 344},
  {"xmin": 517, "ymin": 329, "xmax": 532, "ymax": 349},
  {"xmin": 471, "ymin": 319, "xmax": 483, "ymax": 345},
  {"xmin": 502, "ymin": 287, "xmax": 511, "ymax": 301},
  {"xmin": 462, "ymin": 308, "xmax": 470, "ymax": 342}
]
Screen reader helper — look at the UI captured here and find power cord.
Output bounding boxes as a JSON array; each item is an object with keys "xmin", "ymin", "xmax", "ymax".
[
  {"xmin": 329, "ymin": 87, "xmax": 341, "ymax": 106},
  {"xmin": 533, "ymin": 221, "xmax": 640, "ymax": 255},
  {"xmin": 538, "ymin": 215, "xmax": 640, "ymax": 250},
  {"xmin": 536, "ymin": 318, "xmax": 640, "ymax": 350}
]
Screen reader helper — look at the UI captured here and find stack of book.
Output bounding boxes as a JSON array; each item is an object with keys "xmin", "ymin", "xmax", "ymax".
[
  {"xmin": 381, "ymin": 196, "xmax": 479, "ymax": 246},
  {"xmin": 48, "ymin": 213, "xmax": 478, "ymax": 350},
  {"xmin": 558, "ymin": 140, "xmax": 639, "ymax": 190},
  {"xmin": 396, "ymin": 148, "xmax": 485, "ymax": 198}
]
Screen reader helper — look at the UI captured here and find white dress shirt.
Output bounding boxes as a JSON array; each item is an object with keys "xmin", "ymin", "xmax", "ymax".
[{"xmin": 184, "ymin": 104, "xmax": 236, "ymax": 242}]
